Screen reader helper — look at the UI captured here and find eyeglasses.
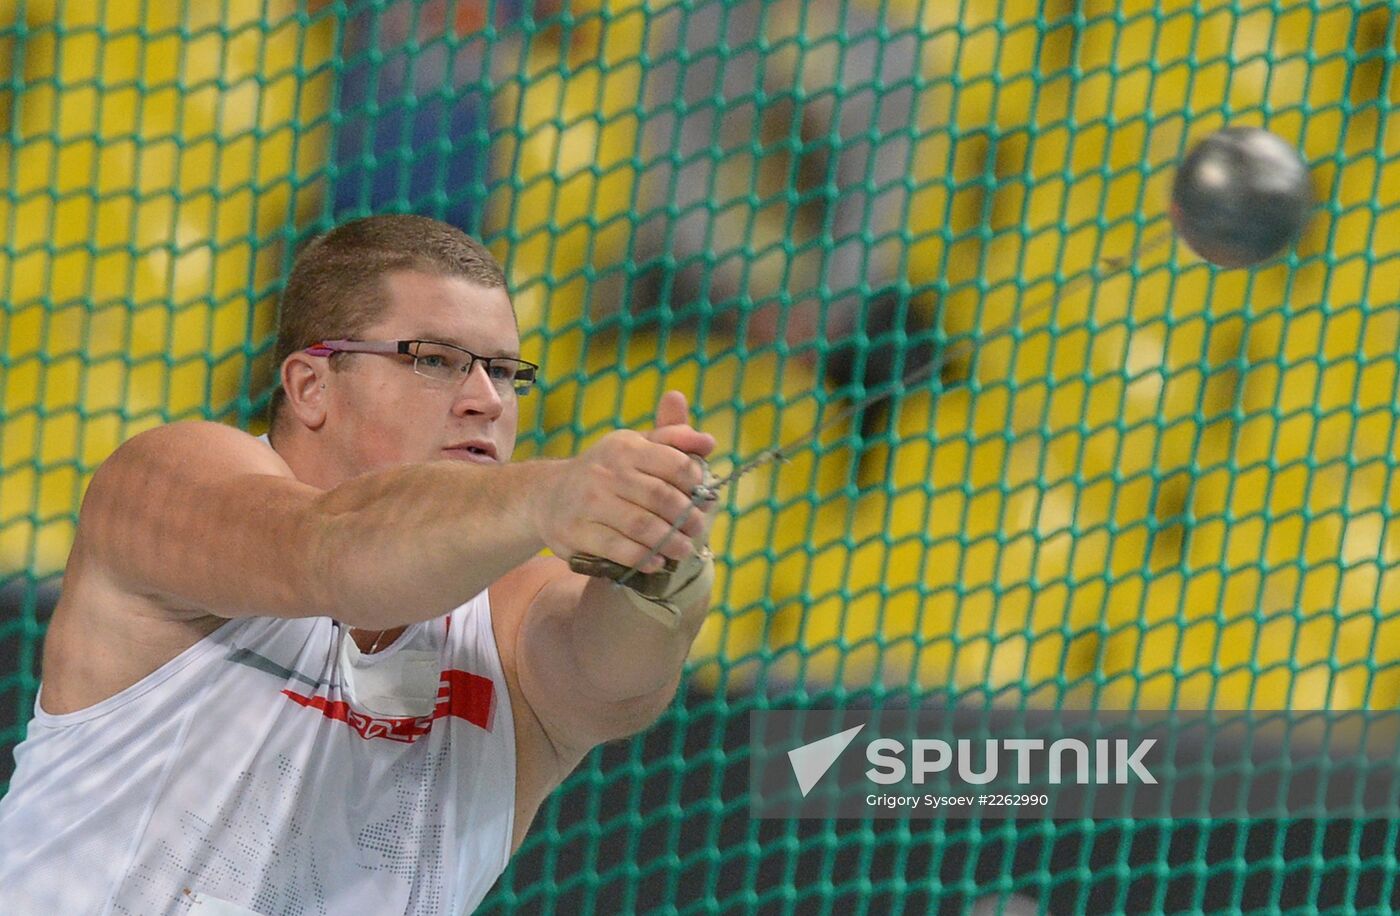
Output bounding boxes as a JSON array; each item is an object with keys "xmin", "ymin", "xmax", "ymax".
[{"xmin": 304, "ymin": 339, "xmax": 539, "ymax": 395}]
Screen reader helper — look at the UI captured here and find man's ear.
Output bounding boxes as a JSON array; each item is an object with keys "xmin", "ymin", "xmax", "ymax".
[{"xmin": 280, "ymin": 353, "xmax": 329, "ymax": 430}]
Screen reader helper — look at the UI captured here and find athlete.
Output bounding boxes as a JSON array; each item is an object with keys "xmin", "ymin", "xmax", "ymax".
[{"xmin": 0, "ymin": 214, "xmax": 717, "ymax": 914}]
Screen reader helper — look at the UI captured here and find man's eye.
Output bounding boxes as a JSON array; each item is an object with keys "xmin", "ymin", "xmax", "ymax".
[
  {"xmin": 487, "ymin": 364, "xmax": 514, "ymax": 380},
  {"xmin": 419, "ymin": 355, "xmax": 449, "ymax": 369}
]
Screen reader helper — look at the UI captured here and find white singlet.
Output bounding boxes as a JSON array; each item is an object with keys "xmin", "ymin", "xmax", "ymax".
[{"xmin": 0, "ymin": 591, "xmax": 515, "ymax": 915}]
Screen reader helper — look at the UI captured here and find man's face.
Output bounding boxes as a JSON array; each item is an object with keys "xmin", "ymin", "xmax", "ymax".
[{"xmin": 321, "ymin": 270, "xmax": 523, "ymax": 478}]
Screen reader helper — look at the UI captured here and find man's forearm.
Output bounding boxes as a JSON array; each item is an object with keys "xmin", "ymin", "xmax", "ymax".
[
  {"xmin": 310, "ymin": 460, "xmax": 560, "ymax": 627},
  {"xmin": 564, "ymin": 568, "xmax": 714, "ymax": 703}
]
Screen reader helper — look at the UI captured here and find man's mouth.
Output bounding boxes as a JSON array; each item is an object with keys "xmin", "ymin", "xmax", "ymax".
[{"xmin": 443, "ymin": 442, "xmax": 499, "ymax": 464}]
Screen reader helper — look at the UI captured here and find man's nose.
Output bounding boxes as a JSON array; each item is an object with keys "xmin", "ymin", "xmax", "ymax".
[{"xmin": 452, "ymin": 361, "xmax": 505, "ymax": 418}]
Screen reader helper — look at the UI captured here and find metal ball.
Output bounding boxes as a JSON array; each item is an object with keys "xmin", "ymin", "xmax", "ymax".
[{"xmin": 1169, "ymin": 127, "xmax": 1313, "ymax": 269}]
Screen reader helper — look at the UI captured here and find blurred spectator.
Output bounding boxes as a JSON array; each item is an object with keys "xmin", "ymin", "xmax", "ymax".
[
  {"xmin": 620, "ymin": 0, "xmax": 937, "ymax": 419},
  {"xmin": 332, "ymin": 0, "xmax": 541, "ymax": 229}
]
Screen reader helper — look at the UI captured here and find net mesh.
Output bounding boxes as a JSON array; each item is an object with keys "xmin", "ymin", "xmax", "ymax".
[{"xmin": 1, "ymin": 0, "xmax": 1398, "ymax": 910}]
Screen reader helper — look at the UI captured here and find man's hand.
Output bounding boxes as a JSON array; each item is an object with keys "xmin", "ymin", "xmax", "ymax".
[
  {"xmin": 531, "ymin": 390, "xmax": 716, "ymax": 574},
  {"xmin": 644, "ymin": 389, "xmax": 720, "ymax": 550}
]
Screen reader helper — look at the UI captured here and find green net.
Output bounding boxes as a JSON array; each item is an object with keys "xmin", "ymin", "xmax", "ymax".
[{"xmin": 1, "ymin": 0, "xmax": 1398, "ymax": 910}]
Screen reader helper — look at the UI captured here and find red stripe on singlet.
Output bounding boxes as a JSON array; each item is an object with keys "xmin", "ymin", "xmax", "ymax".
[{"xmin": 282, "ymin": 668, "xmax": 496, "ymax": 742}]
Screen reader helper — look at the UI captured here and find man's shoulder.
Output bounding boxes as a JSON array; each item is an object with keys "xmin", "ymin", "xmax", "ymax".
[
  {"xmin": 99, "ymin": 420, "xmax": 291, "ymax": 479},
  {"xmin": 79, "ymin": 421, "xmax": 300, "ymax": 523},
  {"xmin": 44, "ymin": 423, "xmax": 302, "ymax": 713},
  {"xmin": 73, "ymin": 419, "xmax": 308, "ymax": 619}
]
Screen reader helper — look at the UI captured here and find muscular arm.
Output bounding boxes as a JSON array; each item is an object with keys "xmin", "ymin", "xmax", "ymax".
[
  {"xmin": 80, "ymin": 414, "xmax": 709, "ymax": 634},
  {"xmin": 78, "ymin": 420, "xmax": 559, "ymax": 627}
]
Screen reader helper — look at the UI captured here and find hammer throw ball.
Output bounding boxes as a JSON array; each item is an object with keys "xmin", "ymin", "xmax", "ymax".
[{"xmin": 1170, "ymin": 127, "xmax": 1313, "ymax": 268}]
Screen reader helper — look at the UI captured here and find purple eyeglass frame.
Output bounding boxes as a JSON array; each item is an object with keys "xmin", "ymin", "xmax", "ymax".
[
  {"xmin": 303, "ymin": 339, "xmax": 405, "ymax": 358},
  {"xmin": 303, "ymin": 339, "xmax": 539, "ymax": 392}
]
